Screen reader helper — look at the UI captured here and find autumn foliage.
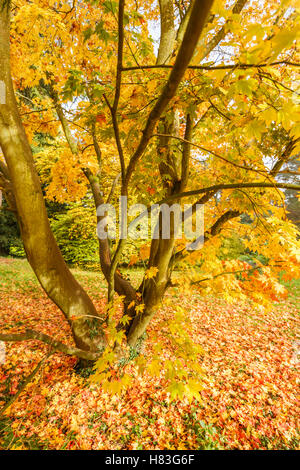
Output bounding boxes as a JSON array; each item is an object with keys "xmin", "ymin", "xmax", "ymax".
[{"xmin": 0, "ymin": 0, "xmax": 299, "ymax": 451}]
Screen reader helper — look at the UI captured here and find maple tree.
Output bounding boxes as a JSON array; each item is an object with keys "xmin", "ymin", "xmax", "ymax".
[{"xmin": 0, "ymin": 0, "xmax": 299, "ymax": 398}]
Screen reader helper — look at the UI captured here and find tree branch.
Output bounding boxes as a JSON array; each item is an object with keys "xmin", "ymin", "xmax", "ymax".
[
  {"xmin": 176, "ymin": 0, "xmax": 193, "ymax": 44},
  {"xmin": 106, "ymin": 172, "xmax": 121, "ymax": 204},
  {"xmin": 123, "ymin": 0, "xmax": 214, "ymax": 189},
  {"xmin": 121, "ymin": 60, "xmax": 299, "ymax": 72},
  {"xmin": 103, "ymin": 3, "xmax": 130, "ymax": 299},
  {"xmin": 271, "ymin": 138, "xmax": 300, "ymax": 177},
  {"xmin": 103, "ymin": 93, "xmax": 126, "ymax": 184},
  {"xmin": 204, "ymin": 209, "xmax": 241, "ymax": 242},
  {"xmin": 113, "ymin": 0, "xmax": 125, "ymax": 113},
  {"xmin": 191, "ymin": 263, "xmax": 284, "ymax": 285},
  {"xmin": 128, "ymin": 181, "xmax": 299, "ymax": 234},
  {"xmin": 157, "ymin": 0, "xmax": 176, "ymax": 65},
  {"xmin": 175, "ymin": 209, "xmax": 241, "ymax": 258},
  {"xmin": 49, "ymin": 88, "xmax": 79, "ymax": 155},
  {"xmin": 152, "ymin": 133, "xmax": 270, "ymax": 176},
  {"xmin": 199, "ymin": 0, "xmax": 248, "ymax": 62},
  {"xmin": 160, "ymin": 182, "xmax": 300, "ymax": 204},
  {"xmin": 102, "ymin": 0, "xmax": 126, "ymax": 183},
  {"xmin": 180, "ymin": 114, "xmax": 193, "ymax": 191},
  {"xmin": 0, "ymin": 329, "xmax": 100, "ymax": 361}
]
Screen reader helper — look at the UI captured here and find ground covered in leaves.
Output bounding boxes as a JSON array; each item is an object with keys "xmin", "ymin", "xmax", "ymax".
[{"xmin": 0, "ymin": 258, "xmax": 299, "ymax": 450}]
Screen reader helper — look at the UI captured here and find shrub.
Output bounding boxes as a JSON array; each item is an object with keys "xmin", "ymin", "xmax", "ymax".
[{"xmin": 51, "ymin": 205, "xmax": 99, "ymax": 269}]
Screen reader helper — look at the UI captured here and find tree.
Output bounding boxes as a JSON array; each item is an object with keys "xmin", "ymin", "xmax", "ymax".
[{"xmin": 0, "ymin": 0, "xmax": 299, "ymax": 386}]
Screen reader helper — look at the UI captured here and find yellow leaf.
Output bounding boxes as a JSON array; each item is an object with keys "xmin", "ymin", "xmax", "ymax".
[
  {"xmin": 148, "ymin": 359, "xmax": 161, "ymax": 377},
  {"xmin": 145, "ymin": 266, "xmax": 158, "ymax": 279},
  {"xmin": 167, "ymin": 381, "xmax": 185, "ymax": 400},
  {"xmin": 135, "ymin": 303, "xmax": 145, "ymax": 314}
]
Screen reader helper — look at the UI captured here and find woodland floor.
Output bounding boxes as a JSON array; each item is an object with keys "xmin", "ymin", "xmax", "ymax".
[{"xmin": 0, "ymin": 257, "xmax": 299, "ymax": 450}]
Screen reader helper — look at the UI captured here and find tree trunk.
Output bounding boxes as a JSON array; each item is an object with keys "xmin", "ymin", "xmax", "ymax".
[{"xmin": 0, "ymin": 4, "xmax": 106, "ymax": 353}]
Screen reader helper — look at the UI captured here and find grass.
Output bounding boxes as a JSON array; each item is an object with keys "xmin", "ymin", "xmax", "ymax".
[
  {"xmin": 0, "ymin": 258, "xmax": 40, "ymax": 293},
  {"xmin": 0, "ymin": 257, "xmax": 145, "ymax": 295},
  {"xmin": 280, "ymin": 276, "xmax": 300, "ymax": 311},
  {"xmin": 0, "ymin": 257, "xmax": 299, "ymax": 308}
]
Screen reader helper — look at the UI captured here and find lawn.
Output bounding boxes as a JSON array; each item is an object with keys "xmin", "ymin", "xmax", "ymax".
[{"xmin": 0, "ymin": 257, "xmax": 299, "ymax": 450}]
